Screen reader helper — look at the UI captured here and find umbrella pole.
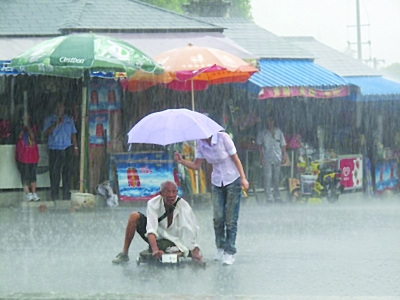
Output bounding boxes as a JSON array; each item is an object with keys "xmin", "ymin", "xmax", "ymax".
[
  {"xmin": 79, "ymin": 79, "xmax": 88, "ymax": 193},
  {"xmin": 191, "ymin": 79, "xmax": 195, "ymax": 111},
  {"xmin": 191, "ymin": 79, "xmax": 200, "ymax": 194}
]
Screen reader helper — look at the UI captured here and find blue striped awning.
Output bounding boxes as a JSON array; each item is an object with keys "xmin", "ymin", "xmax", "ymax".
[
  {"xmin": 345, "ymin": 76, "xmax": 400, "ymax": 101},
  {"xmin": 0, "ymin": 60, "xmax": 19, "ymax": 75},
  {"xmin": 1, "ymin": 60, "xmax": 121, "ymax": 78},
  {"xmin": 237, "ymin": 59, "xmax": 350, "ymax": 99}
]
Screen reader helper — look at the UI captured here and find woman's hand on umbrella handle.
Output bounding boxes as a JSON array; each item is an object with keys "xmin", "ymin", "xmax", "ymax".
[{"xmin": 174, "ymin": 151, "xmax": 182, "ymax": 163}]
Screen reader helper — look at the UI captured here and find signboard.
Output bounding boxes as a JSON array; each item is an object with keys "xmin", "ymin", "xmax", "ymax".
[
  {"xmin": 375, "ymin": 159, "xmax": 398, "ymax": 194},
  {"xmin": 112, "ymin": 151, "xmax": 182, "ymax": 201},
  {"xmin": 338, "ymin": 155, "xmax": 363, "ymax": 190}
]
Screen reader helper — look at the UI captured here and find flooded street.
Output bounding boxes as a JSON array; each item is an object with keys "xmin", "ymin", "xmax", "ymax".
[{"xmin": 1, "ymin": 194, "xmax": 399, "ymax": 299}]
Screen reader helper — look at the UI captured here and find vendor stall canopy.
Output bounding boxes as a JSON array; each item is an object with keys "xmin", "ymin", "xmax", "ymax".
[
  {"xmin": 236, "ymin": 59, "xmax": 350, "ymax": 99},
  {"xmin": 345, "ymin": 76, "xmax": 400, "ymax": 102}
]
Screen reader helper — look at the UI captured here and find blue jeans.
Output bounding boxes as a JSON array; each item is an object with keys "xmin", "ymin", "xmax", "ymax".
[{"xmin": 211, "ymin": 177, "xmax": 242, "ymax": 255}]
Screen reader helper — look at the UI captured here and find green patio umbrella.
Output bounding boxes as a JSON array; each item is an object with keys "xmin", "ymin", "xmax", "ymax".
[
  {"xmin": 10, "ymin": 33, "xmax": 164, "ymax": 78},
  {"xmin": 11, "ymin": 33, "xmax": 164, "ymax": 193}
]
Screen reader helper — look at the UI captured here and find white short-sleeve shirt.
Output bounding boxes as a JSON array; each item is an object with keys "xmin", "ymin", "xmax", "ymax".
[{"xmin": 196, "ymin": 132, "xmax": 240, "ymax": 187}]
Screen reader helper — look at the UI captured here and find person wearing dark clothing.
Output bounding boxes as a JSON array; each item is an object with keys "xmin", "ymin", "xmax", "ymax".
[{"xmin": 43, "ymin": 101, "xmax": 78, "ymax": 200}]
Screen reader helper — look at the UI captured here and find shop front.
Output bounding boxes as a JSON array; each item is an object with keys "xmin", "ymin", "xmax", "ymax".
[
  {"xmin": 0, "ymin": 73, "xmax": 82, "ymax": 193},
  {"xmin": 232, "ymin": 59, "xmax": 362, "ymax": 197},
  {"xmin": 345, "ymin": 75, "xmax": 400, "ymax": 195}
]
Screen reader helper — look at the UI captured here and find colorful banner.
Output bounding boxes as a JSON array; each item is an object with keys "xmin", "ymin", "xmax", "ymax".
[
  {"xmin": 375, "ymin": 159, "xmax": 398, "ymax": 194},
  {"xmin": 258, "ymin": 86, "xmax": 350, "ymax": 100},
  {"xmin": 113, "ymin": 151, "xmax": 182, "ymax": 201}
]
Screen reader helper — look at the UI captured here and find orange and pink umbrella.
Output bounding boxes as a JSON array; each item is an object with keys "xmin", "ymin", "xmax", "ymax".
[{"xmin": 128, "ymin": 44, "xmax": 258, "ymax": 110}]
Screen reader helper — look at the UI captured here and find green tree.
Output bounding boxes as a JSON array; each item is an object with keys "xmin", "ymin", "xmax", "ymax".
[
  {"xmin": 140, "ymin": 0, "xmax": 185, "ymax": 13},
  {"xmin": 140, "ymin": 0, "xmax": 252, "ymax": 18},
  {"xmin": 229, "ymin": 0, "xmax": 252, "ymax": 18}
]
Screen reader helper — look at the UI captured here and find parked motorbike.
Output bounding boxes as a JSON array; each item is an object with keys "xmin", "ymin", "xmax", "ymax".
[{"xmin": 289, "ymin": 160, "xmax": 344, "ymax": 203}]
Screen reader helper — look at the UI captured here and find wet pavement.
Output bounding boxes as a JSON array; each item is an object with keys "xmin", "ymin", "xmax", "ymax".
[{"xmin": 1, "ymin": 192, "xmax": 399, "ymax": 299}]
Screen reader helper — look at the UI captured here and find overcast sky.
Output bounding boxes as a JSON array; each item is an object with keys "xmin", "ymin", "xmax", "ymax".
[{"xmin": 251, "ymin": 0, "xmax": 400, "ymax": 66}]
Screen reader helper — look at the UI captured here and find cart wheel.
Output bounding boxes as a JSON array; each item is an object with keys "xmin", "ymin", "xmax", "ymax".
[{"xmin": 326, "ymin": 184, "xmax": 339, "ymax": 203}]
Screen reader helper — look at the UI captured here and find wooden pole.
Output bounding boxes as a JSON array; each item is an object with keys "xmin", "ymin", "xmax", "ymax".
[
  {"xmin": 191, "ymin": 79, "xmax": 199, "ymax": 194},
  {"xmin": 79, "ymin": 82, "xmax": 88, "ymax": 193},
  {"xmin": 191, "ymin": 79, "xmax": 195, "ymax": 111}
]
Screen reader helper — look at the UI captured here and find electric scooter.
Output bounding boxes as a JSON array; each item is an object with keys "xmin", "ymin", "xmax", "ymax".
[{"xmin": 289, "ymin": 161, "xmax": 344, "ymax": 203}]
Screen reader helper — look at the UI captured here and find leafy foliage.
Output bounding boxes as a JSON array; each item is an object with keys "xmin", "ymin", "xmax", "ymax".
[
  {"xmin": 139, "ymin": 0, "xmax": 185, "ymax": 13},
  {"xmin": 139, "ymin": 0, "xmax": 252, "ymax": 18}
]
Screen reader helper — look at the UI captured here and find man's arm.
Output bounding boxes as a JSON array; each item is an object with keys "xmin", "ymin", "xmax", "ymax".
[
  {"xmin": 280, "ymin": 130, "xmax": 287, "ymax": 164},
  {"xmin": 147, "ymin": 233, "xmax": 163, "ymax": 259},
  {"xmin": 145, "ymin": 197, "xmax": 163, "ymax": 258},
  {"xmin": 71, "ymin": 133, "xmax": 78, "ymax": 156},
  {"xmin": 43, "ymin": 117, "xmax": 57, "ymax": 137},
  {"xmin": 281, "ymin": 146, "xmax": 287, "ymax": 164},
  {"xmin": 178, "ymin": 202, "xmax": 203, "ymax": 261}
]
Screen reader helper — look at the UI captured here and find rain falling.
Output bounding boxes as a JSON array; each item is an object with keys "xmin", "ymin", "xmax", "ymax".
[{"xmin": 1, "ymin": 0, "xmax": 400, "ymax": 299}]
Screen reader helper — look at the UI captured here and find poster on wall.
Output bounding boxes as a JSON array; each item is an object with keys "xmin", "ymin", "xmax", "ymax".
[
  {"xmin": 375, "ymin": 159, "xmax": 398, "ymax": 194},
  {"xmin": 113, "ymin": 151, "xmax": 182, "ymax": 201},
  {"xmin": 88, "ymin": 79, "xmax": 121, "ymax": 147},
  {"xmin": 88, "ymin": 113, "xmax": 109, "ymax": 146},
  {"xmin": 338, "ymin": 155, "xmax": 363, "ymax": 190},
  {"xmin": 89, "ymin": 79, "xmax": 121, "ymax": 112}
]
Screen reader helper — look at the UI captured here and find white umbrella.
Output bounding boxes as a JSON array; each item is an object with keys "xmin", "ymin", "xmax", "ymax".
[{"xmin": 127, "ymin": 108, "xmax": 223, "ymax": 146}]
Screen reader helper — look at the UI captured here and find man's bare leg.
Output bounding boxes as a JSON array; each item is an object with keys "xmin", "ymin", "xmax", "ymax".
[
  {"xmin": 112, "ymin": 212, "xmax": 141, "ymax": 264},
  {"xmin": 122, "ymin": 212, "xmax": 141, "ymax": 253}
]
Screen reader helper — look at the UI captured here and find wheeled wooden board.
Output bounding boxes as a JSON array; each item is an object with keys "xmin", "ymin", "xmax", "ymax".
[{"xmin": 136, "ymin": 249, "xmax": 206, "ymax": 269}]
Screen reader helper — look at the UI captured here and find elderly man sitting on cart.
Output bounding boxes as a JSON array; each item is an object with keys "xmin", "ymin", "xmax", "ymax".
[{"xmin": 112, "ymin": 180, "xmax": 202, "ymax": 264}]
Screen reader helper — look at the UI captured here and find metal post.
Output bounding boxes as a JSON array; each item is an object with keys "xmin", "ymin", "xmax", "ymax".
[
  {"xmin": 356, "ymin": 0, "xmax": 362, "ymax": 60},
  {"xmin": 191, "ymin": 78, "xmax": 199, "ymax": 194}
]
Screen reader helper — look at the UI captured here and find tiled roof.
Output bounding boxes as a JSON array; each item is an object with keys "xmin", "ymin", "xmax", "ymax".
[
  {"xmin": 70, "ymin": 0, "xmax": 220, "ymax": 32},
  {"xmin": 199, "ymin": 17, "xmax": 313, "ymax": 59},
  {"xmin": 0, "ymin": 0, "xmax": 74, "ymax": 35},
  {"xmin": 0, "ymin": 0, "xmax": 222, "ymax": 36},
  {"xmin": 283, "ymin": 36, "xmax": 381, "ymax": 77}
]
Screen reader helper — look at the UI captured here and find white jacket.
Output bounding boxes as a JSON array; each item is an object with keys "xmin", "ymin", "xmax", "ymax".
[{"xmin": 145, "ymin": 195, "xmax": 200, "ymax": 257}]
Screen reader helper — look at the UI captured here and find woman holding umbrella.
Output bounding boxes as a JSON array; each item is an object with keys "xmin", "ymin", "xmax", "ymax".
[{"xmin": 174, "ymin": 131, "xmax": 249, "ymax": 265}]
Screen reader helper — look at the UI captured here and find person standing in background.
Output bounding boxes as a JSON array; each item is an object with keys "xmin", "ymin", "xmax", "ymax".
[
  {"xmin": 256, "ymin": 115, "xmax": 287, "ymax": 203},
  {"xmin": 43, "ymin": 101, "xmax": 78, "ymax": 200},
  {"xmin": 15, "ymin": 111, "xmax": 40, "ymax": 202}
]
